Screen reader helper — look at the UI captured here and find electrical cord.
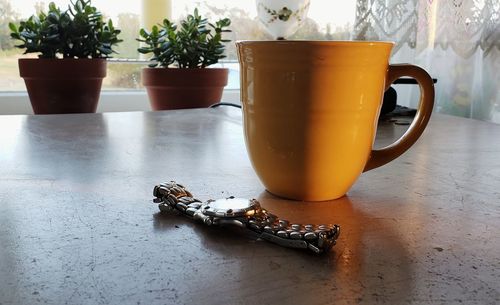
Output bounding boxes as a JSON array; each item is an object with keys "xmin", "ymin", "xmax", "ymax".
[{"xmin": 209, "ymin": 102, "xmax": 242, "ymax": 109}]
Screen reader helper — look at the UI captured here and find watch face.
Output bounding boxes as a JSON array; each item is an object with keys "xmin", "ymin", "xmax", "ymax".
[{"xmin": 209, "ymin": 198, "xmax": 253, "ymax": 211}]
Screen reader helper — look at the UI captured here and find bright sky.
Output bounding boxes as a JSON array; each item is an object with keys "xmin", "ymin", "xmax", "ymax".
[{"xmin": 11, "ymin": 0, "xmax": 356, "ymax": 28}]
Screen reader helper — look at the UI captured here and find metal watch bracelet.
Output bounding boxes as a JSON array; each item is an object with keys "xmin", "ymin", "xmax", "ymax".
[{"xmin": 153, "ymin": 181, "xmax": 340, "ymax": 254}]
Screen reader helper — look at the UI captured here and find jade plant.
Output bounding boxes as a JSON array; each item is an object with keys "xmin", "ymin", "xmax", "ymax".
[
  {"xmin": 9, "ymin": 0, "xmax": 122, "ymax": 59},
  {"xmin": 137, "ymin": 9, "xmax": 231, "ymax": 68}
]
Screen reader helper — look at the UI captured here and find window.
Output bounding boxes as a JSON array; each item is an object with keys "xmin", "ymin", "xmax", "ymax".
[{"xmin": 0, "ymin": 0, "xmax": 356, "ymax": 92}]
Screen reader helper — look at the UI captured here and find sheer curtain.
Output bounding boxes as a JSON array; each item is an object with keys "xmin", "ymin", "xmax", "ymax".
[{"xmin": 353, "ymin": 0, "xmax": 500, "ymax": 123}]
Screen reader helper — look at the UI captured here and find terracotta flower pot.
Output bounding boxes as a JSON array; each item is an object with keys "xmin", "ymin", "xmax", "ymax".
[
  {"xmin": 142, "ymin": 68, "xmax": 229, "ymax": 110},
  {"xmin": 19, "ymin": 58, "xmax": 107, "ymax": 114}
]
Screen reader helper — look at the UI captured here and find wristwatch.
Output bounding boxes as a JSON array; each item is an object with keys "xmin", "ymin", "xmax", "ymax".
[{"xmin": 153, "ymin": 181, "xmax": 340, "ymax": 254}]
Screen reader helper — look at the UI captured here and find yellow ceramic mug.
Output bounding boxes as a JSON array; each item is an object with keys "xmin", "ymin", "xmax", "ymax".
[{"xmin": 236, "ymin": 41, "xmax": 435, "ymax": 201}]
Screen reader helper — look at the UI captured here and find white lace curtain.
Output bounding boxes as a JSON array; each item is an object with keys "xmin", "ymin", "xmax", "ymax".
[{"xmin": 353, "ymin": 0, "xmax": 500, "ymax": 123}]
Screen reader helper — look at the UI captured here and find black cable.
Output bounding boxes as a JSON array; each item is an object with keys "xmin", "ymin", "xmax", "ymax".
[{"xmin": 209, "ymin": 102, "xmax": 242, "ymax": 109}]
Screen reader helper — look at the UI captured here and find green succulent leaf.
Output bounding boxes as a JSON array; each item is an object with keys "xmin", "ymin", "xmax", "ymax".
[{"xmin": 8, "ymin": 22, "xmax": 18, "ymax": 33}]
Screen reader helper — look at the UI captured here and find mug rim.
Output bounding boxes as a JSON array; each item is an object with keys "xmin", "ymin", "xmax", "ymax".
[{"xmin": 235, "ymin": 40, "xmax": 395, "ymax": 47}]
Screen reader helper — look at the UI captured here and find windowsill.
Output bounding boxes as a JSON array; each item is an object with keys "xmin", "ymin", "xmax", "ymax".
[{"xmin": 0, "ymin": 89, "xmax": 241, "ymax": 115}]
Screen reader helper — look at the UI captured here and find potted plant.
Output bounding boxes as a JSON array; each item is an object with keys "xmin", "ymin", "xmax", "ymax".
[
  {"xmin": 9, "ymin": 0, "xmax": 122, "ymax": 114},
  {"xmin": 138, "ymin": 9, "xmax": 231, "ymax": 110}
]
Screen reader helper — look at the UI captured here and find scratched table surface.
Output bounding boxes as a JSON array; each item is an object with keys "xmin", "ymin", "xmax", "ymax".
[{"xmin": 0, "ymin": 108, "xmax": 499, "ymax": 305}]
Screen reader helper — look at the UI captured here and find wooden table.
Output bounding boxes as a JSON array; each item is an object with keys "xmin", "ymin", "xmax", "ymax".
[{"xmin": 0, "ymin": 108, "xmax": 499, "ymax": 305}]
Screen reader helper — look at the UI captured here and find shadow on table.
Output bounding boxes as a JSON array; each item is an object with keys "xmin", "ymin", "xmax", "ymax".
[
  {"xmin": 254, "ymin": 192, "xmax": 416, "ymax": 302},
  {"xmin": 152, "ymin": 192, "xmax": 416, "ymax": 303}
]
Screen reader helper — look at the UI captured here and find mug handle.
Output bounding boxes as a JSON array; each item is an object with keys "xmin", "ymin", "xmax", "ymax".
[{"xmin": 364, "ymin": 64, "xmax": 435, "ymax": 172}]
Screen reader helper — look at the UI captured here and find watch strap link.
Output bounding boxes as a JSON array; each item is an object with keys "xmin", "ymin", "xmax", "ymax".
[
  {"xmin": 154, "ymin": 182, "xmax": 203, "ymax": 216},
  {"xmin": 246, "ymin": 210, "xmax": 339, "ymax": 254}
]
